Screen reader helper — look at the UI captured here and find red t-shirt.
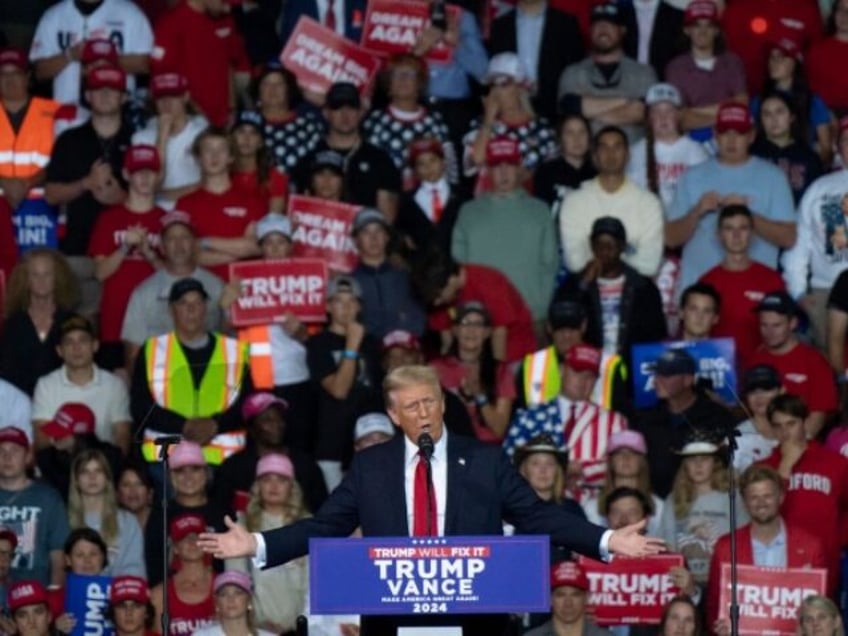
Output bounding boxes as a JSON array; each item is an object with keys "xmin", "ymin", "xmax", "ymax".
[
  {"xmin": 88, "ymin": 205, "xmax": 163, "ymax": 341},
  {"xmin": 152, "ymin": 2, "xmax": 250, "ymax": 127},
  {"xmin": 699, "ymin": 262, "xmax": 785, "ymax": 370},
  {"xmin": 721, "ymin": 0, "xmax": 823, "ymax": 95},
  {"xmin": 176, "ymin": 185, "xmax": 265, "ymax": 280},
  {"xmin": 807, "ymin": 37, "xmax": 848, "ymax": 112},
  {"xmin": 429, "ymin": 356, "xmax": 517, "ymax": 443},
  {"xmin": 747, "ymin": 342, "xmax": 838, "ymax": 413},
  {"xmin": 760, "ymin": 441, "xmax": 848, "ymax": 591},
  {"xmin": 428, "ymin": 263, "xmax": 538, "ymax": 363},
  {"xmin": 230, "ymin": 167, "xmax": 288, "ymax": 209}
]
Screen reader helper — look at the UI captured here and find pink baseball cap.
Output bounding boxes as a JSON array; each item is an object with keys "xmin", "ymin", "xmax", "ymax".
[
  {"xmin": 110, "ymin": 576, "xmax": 149, "ymax": 604},
  {"xmin": 214, "ymin": 571, "xmax": 252, "ymax": 594},
  {"xmin": 7, "ymin": 581, "xmax": 48, "ymax": 613},
  {"xmin": 607, "ymin": 430, "xmax": 647, "ymax": 455},
  {"xmin": 715, "ymin": 102, "xmax": 753, "ymax": 134},
  {"xmin": 0, "ymin": 427, "xmax": 29, "ymax": 449},
  {"xmin": 42, "ymin": 403, "xmax": 95, "ymax": 440},
  {"xmin": 242, "ymin": 392, "xmax": 289, "ymax": 421},
  {"xmin": 168, "ymin": 441, "xmax": 206, "ymax": 469},
  {"xmin": 564, "ymin": 344, "xmax": 601, "ymax": 375},
  {"xmin": 256, "ymin": 453, "xmax": 295, "ymax": 479}
]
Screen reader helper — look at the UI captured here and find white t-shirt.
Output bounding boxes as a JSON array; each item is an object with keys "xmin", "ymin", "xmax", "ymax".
[
  {"xmin": 627, "ymin": 135, "xmax": 709, "ymax": 210},
  {"xmin": 132, "ymin": 115, "xmax": 207, "ymax": 208},
  {"xmin": 0, "ymin": 379, "xmax": 33, "ymax": 442},
  {"xmin": 30, "ymin": 0, "xmax": 154, "ymax": 104},
  {"xmin": 734, "ymin": 419, "xmax": 779, "ymax": 472},
  {"xmin": 598, "ymin": 275, "xmax": 624, "ymax": 355}
]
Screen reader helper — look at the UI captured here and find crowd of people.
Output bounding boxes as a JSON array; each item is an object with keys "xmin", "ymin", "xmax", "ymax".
[{"xmin": 1, "ymin": 0, "xmax": 848, "ymax": 634}]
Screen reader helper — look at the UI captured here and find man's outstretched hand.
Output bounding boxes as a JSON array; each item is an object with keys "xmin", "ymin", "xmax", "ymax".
[
  {"xmin": 197, "ymin": 515, "xmax": 257, "ymax": 559},
  {"xmin": 608, "ymin": 519, "xmax": 666, "ymax": 558}
]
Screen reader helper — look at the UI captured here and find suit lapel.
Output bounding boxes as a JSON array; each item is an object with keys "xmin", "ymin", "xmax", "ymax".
[
  {"xmin": 386, "ymin": 435, "xmax": 411, "ymax": 536},
  {"xmin": 444, "ymin": 435, "xmax": 469, "ymax": 535}
]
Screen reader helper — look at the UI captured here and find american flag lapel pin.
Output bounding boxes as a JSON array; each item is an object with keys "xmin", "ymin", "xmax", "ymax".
[{"xmin": 458, "ymin": 458, "xmax": 466, "ymax": 466}]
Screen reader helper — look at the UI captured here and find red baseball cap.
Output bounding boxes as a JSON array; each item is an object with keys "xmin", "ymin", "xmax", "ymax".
[
  {"xmin": 81, "ymin": 39, "xmax": 119, "ymax": 65},
  {"xmin": 381, "ymin": 330, "xmax": 421, "ymax": 352},
  {"xmin": 160, "ymin": 210, "xmax": 195, "ymax": 234},
  {"xmin": 86, "ymin": 65, "xmax": 126, "ymax": 91},
  {"xmin": 42, "ymin": 403, "xmax": 95, "ymax": 440},
  {"xmin": 768, "ymin": 37, "xmax": 803, "ymax": 63},
  {"xmin": 169, "ymin": 513, "xmax": 206, "ymax": 542},
  {"xmin": 684, "ymin": 0, "xmax": 718, "ymax": 25},
  {"xmin": 485, "ymin": 136, "xmax": 521, "ymax": 166},
  {"xmin": 123, "ymin": 144, "xmax": 161, "ymax": 174},
  {"xmin": 715, "ymin": 102, "xmax": 753, "ymax": 134},
  {"xmin": 0, "ymin": 527, "xmax": 18, "ymax": 551},
  {"xmin": 110, "ymin": 576, "xmax": 149, "ymax": 604},
  {"xmin": 551, "ymin": 561, "xmax": 589, "ymax": 590},
  {"xmin": 151, "ymin": 72, "xmax": 189, "ymax": 99},
  {"xmin": 408, "ymin": 137, "xmax": 444, "ymax": 165},
  {"xmin": 7, "ymin": 581, "xmax": 48, "ymax": 613},
  {"xmin": 564, "ymin": 344, "xmax": 601, "ymax": 375},
  {"xmin": 0, "ymin": 427, "xmax": 29, "ymax": 449},
  {"xmin": 0, "ymin": 47, "xmax": 28, "ymax": 71}
]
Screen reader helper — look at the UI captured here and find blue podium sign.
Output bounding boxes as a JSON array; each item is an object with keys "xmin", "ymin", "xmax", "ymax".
[
  {"xmin": 631, "ymin": 338, "xmax": 737, "ymax": 408},
  {"xmin": 309, "ymin": 535, "xmax": 551, "ymax": 615}
]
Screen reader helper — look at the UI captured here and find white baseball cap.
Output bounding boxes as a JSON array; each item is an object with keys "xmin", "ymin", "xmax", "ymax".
[
  {"xmin": 645, "ymin": 83, "xmax": 682, "ymax": 107},
  {"xmin": 484, "ymin": 53, "xmax": 527, "ymax": 85}
]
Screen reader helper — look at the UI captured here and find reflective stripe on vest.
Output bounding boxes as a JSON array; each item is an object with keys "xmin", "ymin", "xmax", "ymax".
[
  {"xmin": 523, "ymin": 346, "xmax": 561, "ymax": 407},
  {"xmin": 0, "ymin": 97, "xmax": 60, "ymax": 180},
  {"xmin": 592, "ymin": 353, "xmax": 626, "ymax": 411},
  {"xmin": 239, "ymin": 325, "xmax": 274, "ymax": 389},
  {"xmin": 141, "ymin": 427, "xmax": 247, "ymax": 465}
]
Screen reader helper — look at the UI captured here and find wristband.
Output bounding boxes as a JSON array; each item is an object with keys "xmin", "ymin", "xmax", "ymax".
[
  {"xmin": 474, "ymin": 394, "xmax": 488, "ymax": 407},
  {"xmin": 342, "ymin": 349, "xmax": 359, "ymax": 360}
]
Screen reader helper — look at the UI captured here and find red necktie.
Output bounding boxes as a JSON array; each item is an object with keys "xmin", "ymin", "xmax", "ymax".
[
  {"xmin": 413, "ymin": 451, "xmax": 437, "ymax": 536},
  {"xmin": 563, "ymin": 402, "xmax": 578, "ymax": 442},
  {"xmin": 324, "ymin": 0, "xmax": 337, "ymax": 31},
  {"xmin": 431, "ymin": 186, "xmax": 443, "ymax": 222}
]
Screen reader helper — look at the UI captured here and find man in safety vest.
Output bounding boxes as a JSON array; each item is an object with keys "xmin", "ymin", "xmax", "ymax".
[
  {"xmin": 130, "ymin": 277, "xmax": 252, "ymax": 467},
  {"xmin": 516, "ymin": 299, "xmax": 630, "ymax": 415}
]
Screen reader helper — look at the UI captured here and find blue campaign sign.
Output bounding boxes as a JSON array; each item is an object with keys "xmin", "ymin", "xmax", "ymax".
[
  {"xmin": 631, "ymin": 338, "xmax": 737, "ymax": 408},
  {"xmin": 65, "ymin": 573, "xmax": 114, "ymax": 636},
  {"xmin": 12, "ymin": 199, "xmax": 59, "ymax": 252},
  {"xmin": 309, "ymin": 535, "xmax": 550, "ymax": 615}
]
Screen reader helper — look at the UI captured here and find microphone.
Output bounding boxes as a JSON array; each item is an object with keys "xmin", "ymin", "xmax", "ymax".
[
  {"xmin": 153, "ymin": 435, "xmax": 183, "ymax": 446},
  {"xmin": 417, "ymin": 433, "xmax": 434, "ymax": 461}
]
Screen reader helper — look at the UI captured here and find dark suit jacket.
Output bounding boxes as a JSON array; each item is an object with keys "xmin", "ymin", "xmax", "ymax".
[
  {"xmin": 488, "ymin": 7, "xmax": 584, "ymax": 120},
  {"xmin": 621, "ymin": 0, "xmax": 685, "ymax": 79},
  {"xmin": 279, "ymin": 0, "xmax": 367, "ymax": 45},
  {"xmin": 396, "ymin": 186, "xmax": 469, "ymax": 257},
  {"xmin": 262, "ymin": 433, "xmax": 606, "ymax": 634}
]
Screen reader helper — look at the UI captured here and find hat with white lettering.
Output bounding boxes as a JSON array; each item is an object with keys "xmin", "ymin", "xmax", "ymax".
[
  {"xmin": 715, "ymin": 102, "xmax": 753, "ymax": 135},
  {"xmin": 351, "ymin": 207, "xmax": 390, "ymax": 235},
  {"xmin": 485, "ymin": 136, "xmax": 521, "ymax": 166},
  {"xmin": 168, "ymin": 441, "xmax": 206, "ymax": 470},
  {"xmin": 753, "ymin": 290, "xmax": 797, "ymax": 317},
  {"xmin": 256, "ymin": 212, "xmax": 293, "ymax": 241},
  {"xmin": 354, "ymin": 413, "xmax": 395, "ymax": 442},
  {"xmin": 255, "ymin": 452, "xmax": 295, "ymax": 480},
  {"xmin": 0, "ymin": 527, "xmax": 18, "ymax": 551},
  {"xmin": 123, "ymin": 144, "xmax": 161, "ymax": 174},
  {"xmin": 242, "ymin": 392, "xmax": 289, "ymax": 421},
  {"xmin": 645, "ymin": 83, "xmax": 682, "ymax": 108},
  {"xmin": 110, "ymin": 576, "xmax": 149, "ymax": 604},
  {"xmin": 684, "ymin": 0, "xmax": 718, "ymax": 26},
  {"xmin": 168, "ymin": 277, "xmax": 209, "ymax": 303},
  {"xmin": 160, "ymin": 210, "xmax": 195, "ymax": 235},
  {"xmin": 151, "ymin": 72, "xmax": 189, "ymax": 99},
  {"xmin": 550, "ymin": 561, "xmax": 588, "ymax": 591},
  {"xmin": 768, "ymin": 37, "xmax": 803, "ymax": 63},
  {"xmin": 0, "ymin": 427, "xmax": 29, "ymax": 449},
  {"xmin": 42, "ymin": 403, "xmax": 95, "ymax": 440},
  {"xmin": 310, "ymin": 150, "xmax": 345, "ymax": 176},
  {"xmin": 326, "ymin": 274, "xmax": 362, "ymax": 299},
  {"xmin": 564, "ymin": 344, "xmax": 601, "ymax": 375},
  {"xmin": 81, "ymin": 39, "xmax": 119, "ymax": 66},
  {"xmin": 232, "ymin": 110, "xmax": 264, "ymax": 134},
  {"xmin": 381, "ymin": 330, "xmax": 421, "ymax": 352},
  {"xmin": 86, "ymin": 64, "xmax": 126, "ymax": 92},
  {"xmin": 214, "ymin": 571, "xmax": 252, "ymax": 595},
  {"xmin": 7, "ymin": 581, "xmax": 48, "ymax": 613},
  {"xmin": 0, "ymin": 47, "xmax": 28, "ymax": 72},
  {"xmin": 591, "ymin": 2, "xmax": 625, "ymax": 26},
  {"xmin": 169, "ymin": 513, "xmax": 207, "ymax": 542}
]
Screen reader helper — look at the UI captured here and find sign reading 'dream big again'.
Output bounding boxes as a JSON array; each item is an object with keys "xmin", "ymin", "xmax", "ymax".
[{"xmin": 309, "ymin": 536, "xmax": 550, "ymax": 615}]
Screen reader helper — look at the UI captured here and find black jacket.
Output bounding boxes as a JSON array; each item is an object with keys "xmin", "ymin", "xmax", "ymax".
[{"xmin": 621, "ymin": 0, "xmax": 686, "ymax": 79}]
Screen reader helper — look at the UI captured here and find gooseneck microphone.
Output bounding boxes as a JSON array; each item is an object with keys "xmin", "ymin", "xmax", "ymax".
[{"xmin": 417, "ymin": 433, "xmax": 435, "ymax": 461}]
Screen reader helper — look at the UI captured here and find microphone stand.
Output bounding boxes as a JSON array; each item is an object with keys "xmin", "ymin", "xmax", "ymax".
[
  {"xmin": 723, "ymin": 424, "xmax": 741, "ymax": 636},
  {"xmin": 155, "ymin": 435, "xmax": 183, "ymax": 636}
]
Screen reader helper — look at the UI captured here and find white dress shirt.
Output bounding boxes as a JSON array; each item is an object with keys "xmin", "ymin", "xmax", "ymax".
[
  {"xmin": 413, "ymin": 178, "xmax": 450, "ymax": 223},
  {"xmin": 316, "ymin": 0, "xmax": 345, "ymax": 36},
  {"xmin": 634, "ymin": 0, "xmax": 660, "ymax": 65}
]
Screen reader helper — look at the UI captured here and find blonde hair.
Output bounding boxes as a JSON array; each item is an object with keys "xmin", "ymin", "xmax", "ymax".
[
  {"xmin": 382, "ymin": 365, "xmax": 442, "ymax": 407},
  {"xmin": 4, "ymin": 248, "xmax": 79, "ymax": 317},
  {"xmin": 519, "ymin": 456, "xmax": 566, "ymax": 504},
  {"xmin": 245, "ymin": 476, "xmax": 311, "ymax": 533},
  {"xmin": 801, "ymin": 596, "xmax": 844, "ymax": 636},
  {"xmin": 68, "ymin": 450, "xmax": 119, "ymax": 547},
  {"xmin": 671, "ymin": 455, "xmax": 731, "ymax": 519},
  {"xmin": 596, "ymin": 452, "xmax": 654, "ymax": 518}
]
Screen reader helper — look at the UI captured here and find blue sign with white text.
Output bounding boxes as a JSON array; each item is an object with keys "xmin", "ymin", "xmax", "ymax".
[
  {"xmin": 12, "ymin": 199, "xmax": 59, "ymax": 252},
  {"xmin": 631, "ymin": 338, "xmax": 737, "ymax": 408},
  {"xmin": 309, "ymin": 535, "xmax": 550, "ymax": 615},
  {"xmin": 65, "ymin": 573, "xmax": 114, "ymax": 636}
]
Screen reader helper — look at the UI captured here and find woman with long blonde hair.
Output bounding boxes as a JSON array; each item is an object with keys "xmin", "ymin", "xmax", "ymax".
[
  {"xmin": 0, "ymin": 248, "xmax": 79, "ymax": 394},
  {"xmin": 67, "ymin": 449, "xmax": 145, "ymax": 577},
  {"xmin": 799, "ymin": 595, "xmax": 844, "ymax": 636},
  {"xmin": 659, "ymin": 435, "xmax": 748, "ymax": 585},
  {"xmin": 193, "ymin": 571, "xmax": 276, "ymax": 636},
  {"xmin": 227, "ymin": 453, "xmax": 309, "ymax": 635}
]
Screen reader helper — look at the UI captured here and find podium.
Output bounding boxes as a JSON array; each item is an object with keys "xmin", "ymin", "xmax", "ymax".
[{"xmin": 309, "ymin": 535, "xmax": 551, "ymax": 624}]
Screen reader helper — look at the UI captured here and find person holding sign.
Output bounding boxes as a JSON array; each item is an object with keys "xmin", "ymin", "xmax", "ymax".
[
  {"xmin": 525, "ymin": 561, "xmax": 610, "ymax": 636},
  {"xmin": 198, "ymin": 364, "xmax": 666, "ymax": 636},
  {"xmin": 707, "ymin": 464, "xmax": 828, "ymax": 631}
]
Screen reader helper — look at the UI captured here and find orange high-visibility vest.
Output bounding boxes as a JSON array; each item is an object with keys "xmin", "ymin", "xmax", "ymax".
[
  {"xmin": 0, "ymin": 97, "xmax": 60, "ymax": 184},
  {"xmin": 239, "ymin": 325, "xmax": 274, "ymax": 389}
]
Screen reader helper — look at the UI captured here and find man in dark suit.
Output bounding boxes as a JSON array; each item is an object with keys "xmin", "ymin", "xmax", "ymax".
[
  {"xmin": 199, "ymin": 365, "xmax": 664, "ymax": 635},
  {"xmin": 279, "ymin": 0, "xmax": 367, "ymax": 45},
  {"xmin": 488, "ymin": 0, "xmax": 584, "ymax": 120},
  {"xmin": 619, "ymin": 0, "xmax": 686, "ymax": 79}
]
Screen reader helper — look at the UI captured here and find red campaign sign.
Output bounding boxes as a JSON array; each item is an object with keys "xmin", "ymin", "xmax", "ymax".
[
  {"xmin": 280, "ymin": 17, "xmax": 381, "ymax": 96},
  {"xmin": 288, "ymin": 195, "xmax": 361, "ymax": 274},
  {"xmin": 228, "ymin": 259, "xmax": 328, "ymax": 326},
  {"xmin": 718, "ymin": 564, "xmax": 827, "ymax": 636},
  {"xmin": 578, "ymin": 554, "xmax": 684, "ymax": 625},
  {"xmin": 360, "ymin": 0, "xmax": 462, "ymax": 64}
]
